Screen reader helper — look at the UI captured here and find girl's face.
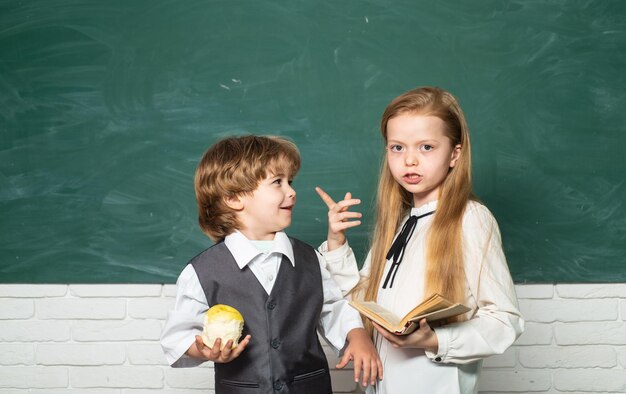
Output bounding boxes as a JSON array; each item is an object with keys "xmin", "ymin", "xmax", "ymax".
[{"xmin": 386, "ymin": 113, "xmax": 461, "ymax": 207}]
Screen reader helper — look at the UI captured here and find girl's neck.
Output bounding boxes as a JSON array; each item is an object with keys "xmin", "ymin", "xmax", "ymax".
[{"xmin": 411, "ymin": 200, "xmax": 438, "ymax": 215}]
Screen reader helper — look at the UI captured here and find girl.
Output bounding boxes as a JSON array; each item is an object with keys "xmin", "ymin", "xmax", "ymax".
[{"xmin": 317, "ymin": 86, "xmax": 524, "ymax": 393}]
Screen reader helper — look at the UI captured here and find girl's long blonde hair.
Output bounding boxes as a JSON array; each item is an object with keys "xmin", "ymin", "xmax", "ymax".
[{"xmin": 359, "ymin": 87, "xmax": 475, "ymax": 330}]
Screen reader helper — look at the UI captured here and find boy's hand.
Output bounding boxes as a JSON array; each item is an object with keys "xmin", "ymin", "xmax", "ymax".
[
  {"xmin": 372, "ymin": 319, "xmax": 439, "ymax": 354},
  {"xmin": 189, "ymin": 334, "xmax": 251, "ymax": 363},
  {"xmin": 336, "ymin": 328, "xmax": 383, "ymax": 387},
  {"xmin": 315, "ymin": 186, "xmax": 362, "ymax": 251}
]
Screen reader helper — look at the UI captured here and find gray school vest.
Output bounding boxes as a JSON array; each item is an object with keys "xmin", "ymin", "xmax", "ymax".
[{"xmin": 190, "ymin": 237, "xmax": 332, "ymax": 394}]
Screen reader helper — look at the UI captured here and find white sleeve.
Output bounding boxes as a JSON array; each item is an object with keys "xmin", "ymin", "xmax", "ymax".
[
  {"xmin": 426, "ymin": 204, "xmax": 525, "ymax": 364},
  {"xmin": 318, "ymin": 240, "xmax": 361, "ymax": 296},
  {"xmin": 318, "ymin": 240, "xmax": 374, "ymax": 299},
  {"xmin": 160, "ymin": 265, "xmax": 209, "ymax": 367},
  {"xmin": 315, "ymin": 251, "xmax": 364, "ymax": 354}
]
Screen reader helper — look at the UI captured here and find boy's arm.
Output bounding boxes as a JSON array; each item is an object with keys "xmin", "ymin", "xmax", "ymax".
[{"xmin": 160, "ymin": 265, "xmax": 209, "ymax": 368}]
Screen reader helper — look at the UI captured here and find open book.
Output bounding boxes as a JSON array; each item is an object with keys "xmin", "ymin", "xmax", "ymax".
[{"xmin": 349, "ymin": 293, "xmax": 471, "ymax": 335}]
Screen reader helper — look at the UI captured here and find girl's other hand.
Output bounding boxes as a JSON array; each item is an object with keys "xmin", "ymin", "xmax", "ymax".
[
  {"xmin": 337, "ymin": 328, "xmax": 383, "ymax": 387},
  {"xmin": 315, "ymin": 186, "xmax": 362, "ymax": 251}
]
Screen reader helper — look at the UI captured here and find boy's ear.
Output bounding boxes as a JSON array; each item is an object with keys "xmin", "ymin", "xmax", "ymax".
[{"xmin": 224, "ymin": 195, "xmax": 244, "ymax": 211}]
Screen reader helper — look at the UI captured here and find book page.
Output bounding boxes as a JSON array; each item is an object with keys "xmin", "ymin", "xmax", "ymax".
[
  {"xmin": 350, "ymin": 301, "xmax": 402, "ymax": 327},
  {"xmin": 400, "ymin": 293, "xmax": 453, "ymax": 325},
  {"xmin": 407, "ymin": 303, "xmax": 471, "ymax": 324}
]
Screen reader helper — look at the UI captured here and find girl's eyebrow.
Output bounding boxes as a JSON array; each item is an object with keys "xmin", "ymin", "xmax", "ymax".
[{"xmin": 388, "ymin": 139, "xmax": 439, "ymax": 145}]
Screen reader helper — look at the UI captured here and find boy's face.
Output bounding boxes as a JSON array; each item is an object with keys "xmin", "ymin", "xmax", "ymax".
[{"xmin": 235, "ymin": 172, "xmax": 296, "ymax": 240}]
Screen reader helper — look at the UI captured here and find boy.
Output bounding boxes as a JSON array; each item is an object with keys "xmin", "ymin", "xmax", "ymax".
[{"xmin": 161, "ymin": 135, "xmax": 382, "ymax": 393}]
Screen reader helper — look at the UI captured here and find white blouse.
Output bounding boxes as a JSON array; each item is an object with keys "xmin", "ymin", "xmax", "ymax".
[{"xmin": 320, "ymin": 200, "xmax": 524, "ymax": 394}]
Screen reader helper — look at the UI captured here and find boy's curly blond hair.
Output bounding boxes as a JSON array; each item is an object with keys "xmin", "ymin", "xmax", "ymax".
[{"xmin": 194, "ymin": 135, "xmax": 300, "ymax": 242}]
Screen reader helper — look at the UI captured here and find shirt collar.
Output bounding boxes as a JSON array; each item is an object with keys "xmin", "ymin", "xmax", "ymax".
[
  {"xmin": 224, "ymin": 230, "xmax": 295, "ymax": 269},
  {"xmin": 410, "ymin": 200, "xmax": 438, "ymax": 217}
]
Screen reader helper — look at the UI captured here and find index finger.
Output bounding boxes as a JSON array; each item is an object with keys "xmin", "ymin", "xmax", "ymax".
[
  {"xmin": 230, "ymin": 335, "xmax": 251, "ymax": 358},
  {"xmin": 315, "ymin": 186, "xmax": 337, "ymax": 208}
]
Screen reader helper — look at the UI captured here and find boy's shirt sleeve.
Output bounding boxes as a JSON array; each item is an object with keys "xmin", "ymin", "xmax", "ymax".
[
  {"xmin": 315, "ymin": 251, "xmax": 364, "ymax": 354},
  {"xmin": 161, "ymin": 264, "xmax": 209, "ymax": 367}
]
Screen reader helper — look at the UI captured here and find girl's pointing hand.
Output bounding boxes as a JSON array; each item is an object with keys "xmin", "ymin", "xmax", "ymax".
[{"xmin": 315, "ymin": 186, "xmax": 362, "ymax": 251}]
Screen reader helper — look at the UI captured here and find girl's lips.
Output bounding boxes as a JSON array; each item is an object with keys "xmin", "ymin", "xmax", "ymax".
[{"xmin": 403, "ymin": 174, "xmax": 422, "ymax": 184}]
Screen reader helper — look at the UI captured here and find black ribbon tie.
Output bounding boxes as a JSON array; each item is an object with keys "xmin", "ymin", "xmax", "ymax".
[{"xmin": 382, "ymin": 210, "xmax": 435, "ymax": 289}]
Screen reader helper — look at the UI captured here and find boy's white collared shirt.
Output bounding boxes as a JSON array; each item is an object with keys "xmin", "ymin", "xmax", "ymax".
[
  {"xmin": 161, "ymin": 230, "xmax": 363, "ymax": 367},
  {"xmin": 225, "ymin": 230, "xmax": 294, "ymax": 295}
]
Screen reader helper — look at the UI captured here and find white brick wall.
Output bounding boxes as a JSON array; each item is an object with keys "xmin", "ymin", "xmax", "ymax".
[{"xmin": 0, "ymin": 283, "xmax": 625, "ymax": 393}]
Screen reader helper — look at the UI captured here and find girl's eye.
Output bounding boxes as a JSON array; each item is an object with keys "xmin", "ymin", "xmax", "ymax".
[
  {"xmin": 273, "ymin": 179, "xmax": 282, "ymax": 185},
  {"xmin": 389, "ymin": 145, "xmax": 404, "ymax": 152},
  {"xmin": 422, "ymin": 144, "xmax": 434, "ymax": 152}
]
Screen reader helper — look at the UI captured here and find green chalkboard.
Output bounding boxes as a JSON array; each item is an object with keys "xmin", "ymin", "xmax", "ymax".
[{"xmin": 1, "ymin": 1, "xmax": 625, "ymax": 283}]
